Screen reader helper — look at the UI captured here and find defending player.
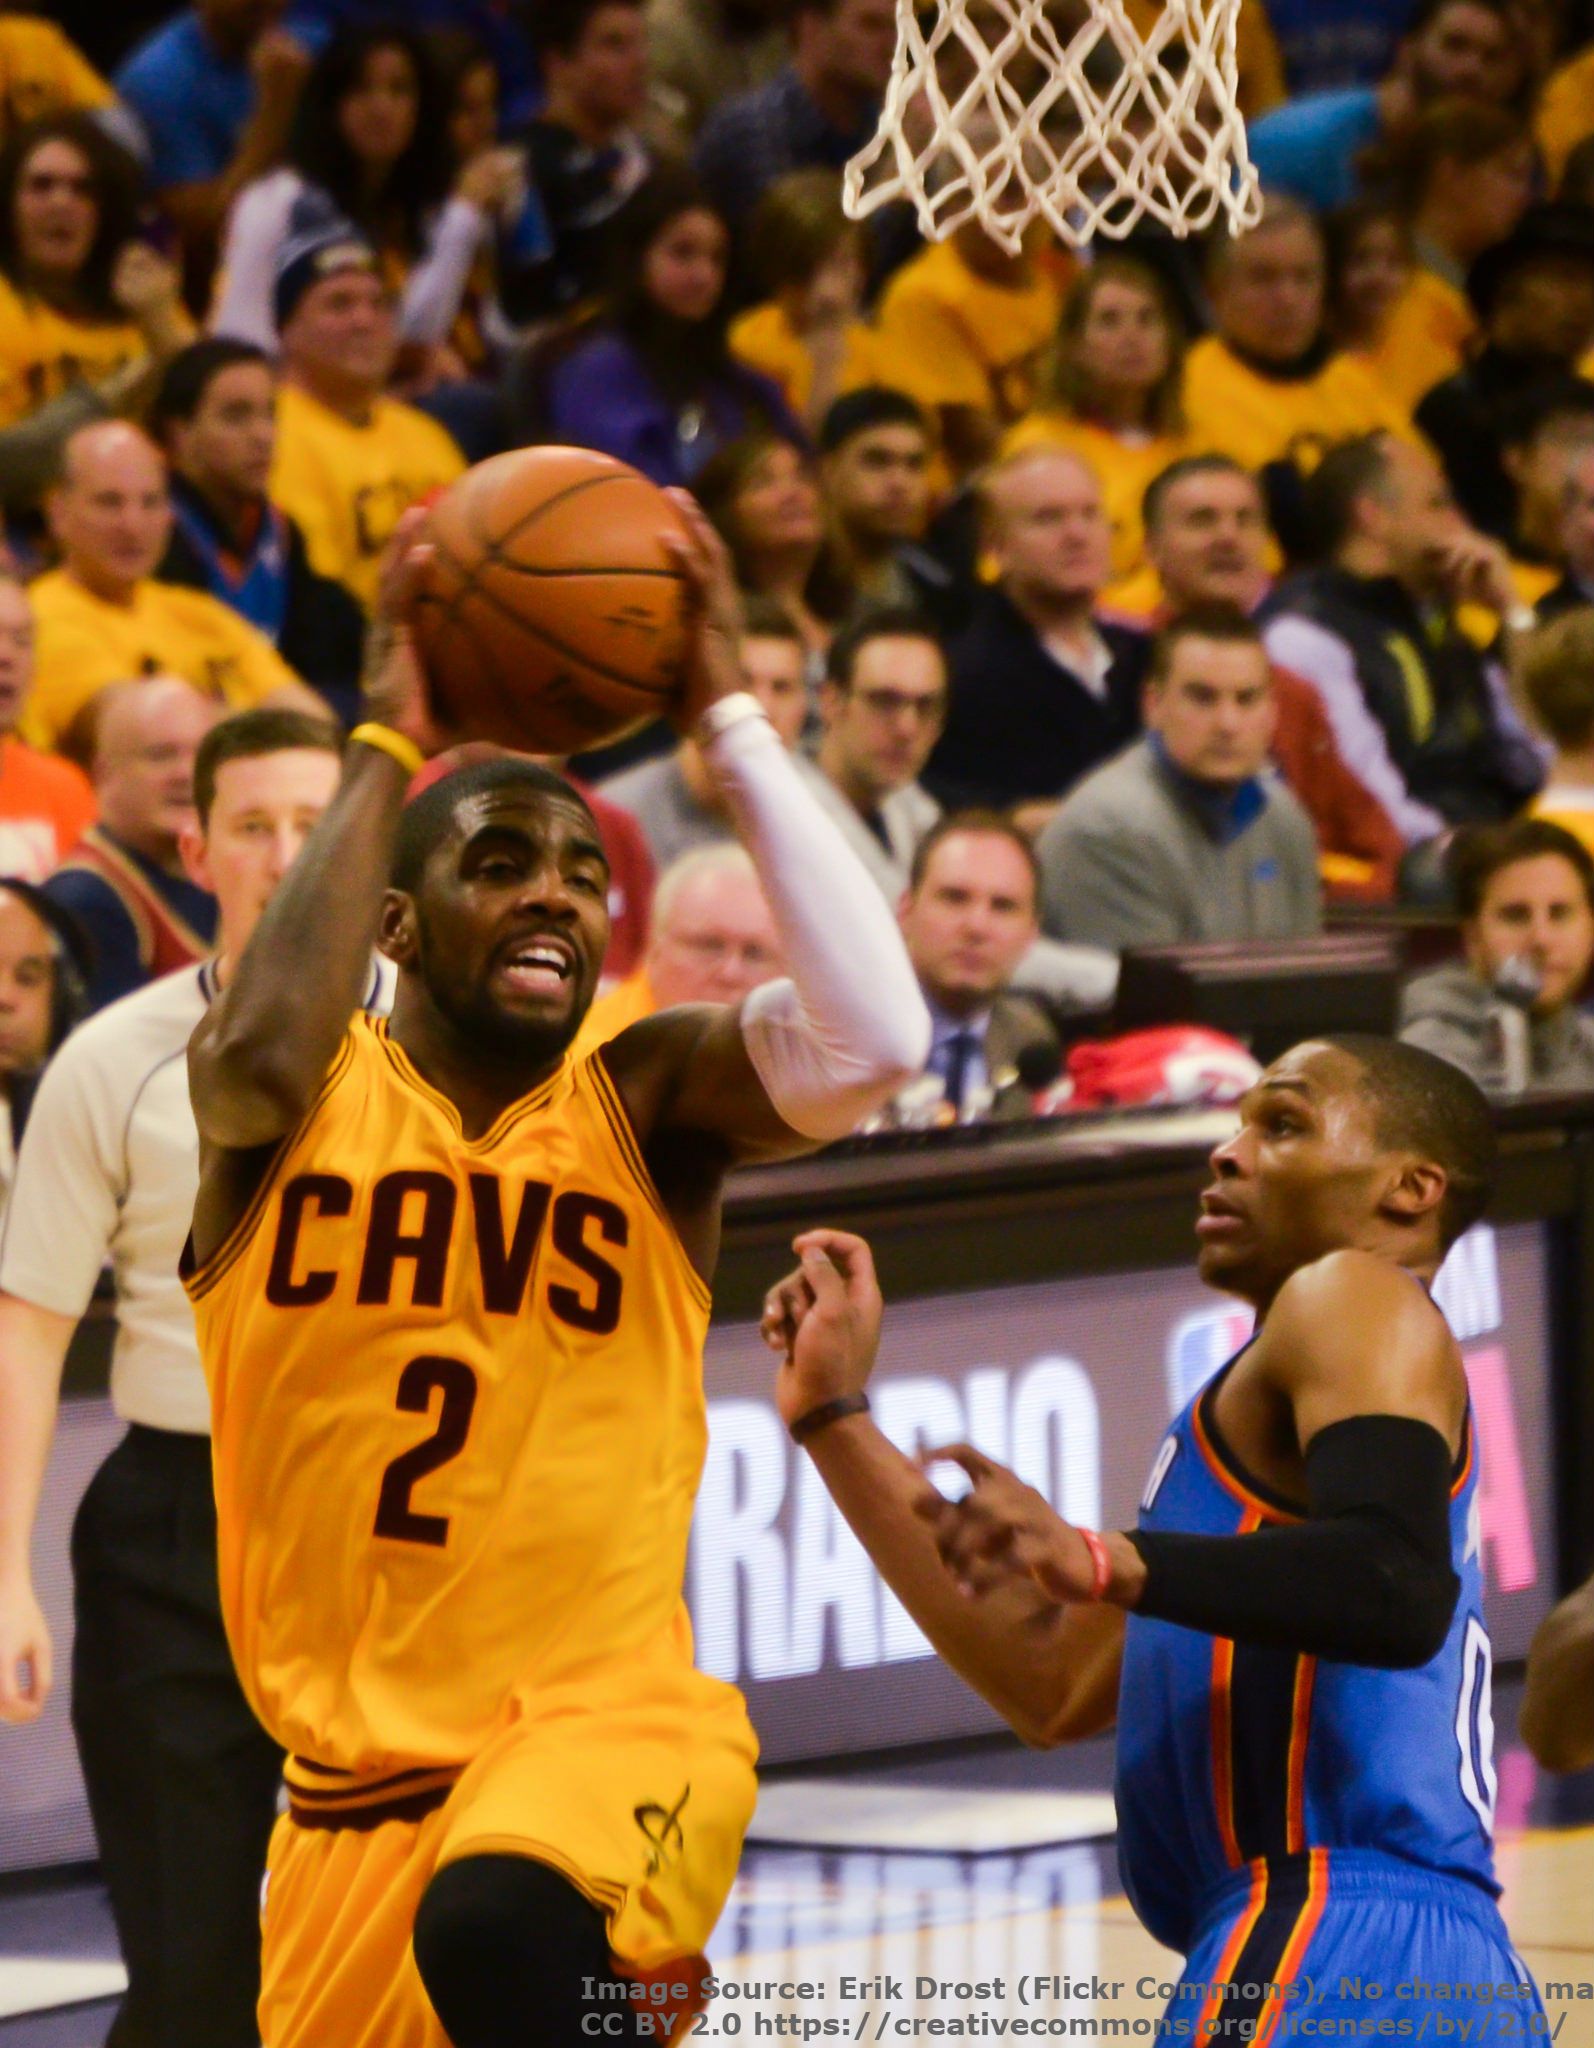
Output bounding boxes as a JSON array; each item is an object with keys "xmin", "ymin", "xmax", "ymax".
[
  {"xmin": 764, "ymin": 1037, "xmax": 1544, "ymax": 2041},
  {"xmin": 180, "ymin": 498, "xmax": 928, "ymax": 2048}
]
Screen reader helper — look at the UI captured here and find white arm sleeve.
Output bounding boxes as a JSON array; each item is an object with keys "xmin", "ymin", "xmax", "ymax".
[
  {"xmin": 1262, "ymin": 616, "xmax": 1445, "ymax": 848},
  {"xmin": 703, "ymin": 709, "xmax": 931, "ymax": 1139},
  {"xmin": 399, "ymin": 198, "xmax": 489, "ymax": 345},
  {"xmin": 210, "ymin": 171, "xmax": 300, "ymax": 351}
]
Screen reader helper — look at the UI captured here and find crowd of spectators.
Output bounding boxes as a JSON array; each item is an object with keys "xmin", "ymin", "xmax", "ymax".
[{"xmin": 6, "ymin": 0, "xmax": 1594, "ymax": 1123}]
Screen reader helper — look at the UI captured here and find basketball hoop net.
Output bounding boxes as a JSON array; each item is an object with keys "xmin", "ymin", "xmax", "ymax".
[{"xmin": 844, "ymin": 0, "xmax": 1262, "ymax": 254}]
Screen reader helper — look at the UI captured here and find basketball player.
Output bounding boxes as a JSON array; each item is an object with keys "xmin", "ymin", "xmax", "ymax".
[
  {"xmin": 180, "ymin": 500, "xmax": 929, "ymax": 2048},
  {"xmin": 0, "ymin": 710, "xmax": 354, "ymax": 2048},
  {"xmin": 764, "ymin": 1036, "xmax": 1545, "ymax": 2041}
]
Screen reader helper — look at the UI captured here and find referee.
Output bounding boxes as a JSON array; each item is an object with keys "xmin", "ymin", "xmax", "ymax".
[{"xmin": 0, "ymin": 710, "xmax": 387, "ymax": 2048}]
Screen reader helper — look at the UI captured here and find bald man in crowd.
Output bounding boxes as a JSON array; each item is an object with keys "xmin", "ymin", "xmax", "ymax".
[
  {"xmin": 24, "ymin": 421, "xmax": 319, "ymax": 754},
  {"xmin": 574, "ymin": 843, "xmax": 785, "ymax": 1051},
  {"xmin": 44, "ymin": 679, "xmax": 222, "ymax": 1011},
  {"xmin": 926, "ymin": 446, "xmax": 1149, "ymax": 836}
]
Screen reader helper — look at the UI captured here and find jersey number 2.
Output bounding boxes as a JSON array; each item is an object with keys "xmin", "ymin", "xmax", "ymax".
[{"xmin": 373, "ymin": 1356, "xmax": 479, "ymax": 1547}]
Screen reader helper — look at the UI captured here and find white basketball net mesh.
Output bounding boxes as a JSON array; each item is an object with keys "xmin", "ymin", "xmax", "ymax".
[{"xmin": 844, "ymin": 0, "xmax": 1262, "ymax": 253}]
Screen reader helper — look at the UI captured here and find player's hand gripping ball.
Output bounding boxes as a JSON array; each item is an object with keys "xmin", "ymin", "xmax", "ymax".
[{"xmin": 409, "ymin": 446, "xmax": 693, "ymax": 754}]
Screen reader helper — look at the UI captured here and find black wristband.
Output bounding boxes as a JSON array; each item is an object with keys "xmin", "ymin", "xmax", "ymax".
[{"xmin": 790, "ymin": 1393, "xmax": 870, "ymax": 1445}]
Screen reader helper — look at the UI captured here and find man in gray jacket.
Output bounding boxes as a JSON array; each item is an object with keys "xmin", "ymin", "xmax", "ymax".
[
  {"xmin": 1400, "ymin": 817, "xmax": 1594, "ymax": 1092},
  {"xmin": 1037, "ymin": 606, "xmax": 1322, "ymax": 951}
]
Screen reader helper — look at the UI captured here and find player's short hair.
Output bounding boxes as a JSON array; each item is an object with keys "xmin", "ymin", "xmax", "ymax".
[
  {"xmin": 1147, "ymin": 602, "xmax": 1267, "ymax": 684},
  {"xmin": 392, "ymin": 757, "xmax": 598, "ymax": 891},
  {"xmin": 908, "ymin": 807, "xmax": 1040, "ymax": 902},
  {"xmin": 825, "ymin": 605, "xmax": 945, "ymax": 690},
  {"xmin": 1141, "ymin": 452, "xmax": 1258, "ymax": 535},
  {"xmin": 1447, "ymin": 815, "xmax": 1594, "ymax": 918},
  {"xmin": 148, "ymin": 338, "xmax": 272, "ymax": 443},
  {"xmin": 194, "ymin": 709, "xmax": 344, "ymax": 828},
  {"xmin": 1322, "ymin": 1033, "xmax": 1497, "ymax": 1248}
]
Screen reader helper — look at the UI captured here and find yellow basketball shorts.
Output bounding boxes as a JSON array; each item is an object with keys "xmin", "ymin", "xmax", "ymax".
[{"xmin": 257, "ymin": 1656, "xmax": 759, "ymax": 2048}]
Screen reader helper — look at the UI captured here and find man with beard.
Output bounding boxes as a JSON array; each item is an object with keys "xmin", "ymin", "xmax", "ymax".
[{"xmin": 180, "ymin": 494, "xmax": 928, "ymax": 2048}]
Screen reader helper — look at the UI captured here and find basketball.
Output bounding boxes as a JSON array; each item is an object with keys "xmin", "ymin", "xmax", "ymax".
[{"xmin": 410, "ymin": 446, "xmax": 693, "ymax": 755}]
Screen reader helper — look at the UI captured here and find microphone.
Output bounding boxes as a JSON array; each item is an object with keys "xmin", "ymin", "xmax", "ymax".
[{"xmin": 1487, "ymin": 952, "xmax": 1541, "ymax": 1094}]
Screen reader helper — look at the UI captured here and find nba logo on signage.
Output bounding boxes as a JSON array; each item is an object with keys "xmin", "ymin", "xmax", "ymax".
[{"xmin": 1165, "ymin": 1304, "xmax": 1254, "ymax": 1413}]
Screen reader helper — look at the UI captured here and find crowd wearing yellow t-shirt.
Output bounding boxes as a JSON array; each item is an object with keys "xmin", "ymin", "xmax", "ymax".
[{"xmin": 3, "ymin": 0, "xmax": 1594, "ymax": 969}]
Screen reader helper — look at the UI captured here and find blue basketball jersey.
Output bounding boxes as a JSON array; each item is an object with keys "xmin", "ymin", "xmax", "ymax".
[{"xmin": 1115, "ymin": 1354, "xmax": 1499, "ymax": 1958}]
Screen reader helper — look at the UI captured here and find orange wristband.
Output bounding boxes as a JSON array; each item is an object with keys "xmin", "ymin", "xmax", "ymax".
[{"xmin": 1078, "ymin": 1527, "xmax": 1113, "ymax": 1602}]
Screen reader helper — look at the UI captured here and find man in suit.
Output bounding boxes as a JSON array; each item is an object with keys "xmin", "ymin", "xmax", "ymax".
[{"xmin": 895, "ymin": 810, "xmax": 1059, "ymax": 1123}]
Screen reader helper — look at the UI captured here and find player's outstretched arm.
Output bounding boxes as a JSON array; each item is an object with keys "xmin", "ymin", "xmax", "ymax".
[
  {"xmin": 915, "ymin": 1252, "xmax": 1467, "ymax": 1671},
  {"xmin": 1521, "ymin": 1575, "xmax": 1594, "ymax": 1772},
  {"xmin": 763, "ymin": 1232, "xmax": 1124, "ymax": 1746},
  {"xmin": 604, "ymin": 499, "xmax": 930, "ymax": 1164},
  {"xmin": 189, "ymin": 511, "xmax": 444, "ymax": 1155}
]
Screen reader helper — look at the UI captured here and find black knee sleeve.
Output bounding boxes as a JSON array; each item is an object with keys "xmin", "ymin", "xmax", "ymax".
[{"xmin": 414, "ymin": 1853, "xmax": 647, "ymax": 2048}]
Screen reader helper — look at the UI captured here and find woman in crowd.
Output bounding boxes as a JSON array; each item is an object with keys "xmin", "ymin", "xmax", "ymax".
[
  {"xmin": 0, "ymin": 878, "xmax": 90, "ymax": 1221},
  {"xmin": 1324, "ymin": 197, "xmax": 1415, "ymax": 362},
  {"xmin": 1362, "ymin": 99, "xmax": 1538, "ymax": 407},
  {"xmin": 0, "ymin": 112, "xmax": 190, "ymax": 432},
  {"xmin": 693, "ymin": 431, "xmax": 831, "ymax": 673},
  {"xmin": 729, "ymin": 171, "xmax": 879, "ymax": 436},
  {"xmin": 1399, "ymin": 817, "xmax": 1594, "ymax": 1091},
  {"xmin": 523, "ymin": 165, "xmax": 801, "ymax": 487},
  {"xmin": 1001, "ymin": 256, "xmax": 1187, "ymax": 601},
  {"xmin": 210, "ymin": 25, "xmax": 517, "ymax": 377}
]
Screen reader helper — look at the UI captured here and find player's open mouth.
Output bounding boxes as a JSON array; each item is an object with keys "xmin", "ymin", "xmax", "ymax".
[{"xmin": 496, "ymin": 937, "xmax": 576, "ymax": 996}]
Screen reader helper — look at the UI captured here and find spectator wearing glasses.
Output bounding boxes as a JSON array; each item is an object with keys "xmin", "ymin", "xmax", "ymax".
[
  {"xmin": 572, "ymin": 841, "xmax": 784, "ymax": 1050},
  {"xmin": 795, "ymin": 607, "xmax": 945, "ymax": 898}
]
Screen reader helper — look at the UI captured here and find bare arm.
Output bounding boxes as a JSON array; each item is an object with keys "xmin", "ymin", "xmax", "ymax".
[
  {"xmin": 0, "ymin": 1296, "xmax": 78, "ymax": 1723},
  {"xmin": 188, "ymin": 513, "xmax": 442, "ymax": 1157},
  {"xmin": 762, "ymin": 1232, "xmax": 1123, "ymax": 1746},
  {"xmin": 1521, "ymin": 1577, "xmax": 1594, "ymax": 1773}
]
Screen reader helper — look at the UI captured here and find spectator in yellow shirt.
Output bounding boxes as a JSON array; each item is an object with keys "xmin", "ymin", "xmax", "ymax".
[
  {"xmin": 0, "ymin": 13, "xmax": 115, "ymax": 144},
  {"xmin": 24, "ymin": 419, "xmax": 318, "ymax": 754},
  {"xmin": 1003, "ymin": 256, "xmax": 1188, "ymax": 599},
  {"xmin": 872, "ymin": 209, "xmax": 1066, "ymax": 480},
  {"xmin": 728, "ymin": 170, "xmax": 879, "ymax": 435},
  {"xmin": 1325, "ymin": 196, "xmax": 1416, "ymax": 368},
  {"xmin": 0, "ymin": 112, "xmax": 193, "ymax": 431},
  {"xmin": 1367, "ymin": 99, "xmax": 1537, "ymax": 410},
  {"xmin": 267, "ymin": 221, "xmax": 465, "ymax": 614},
  {"xmin": 1184, "ymin": 198, "xmax": 1413, "ymax": 548}
]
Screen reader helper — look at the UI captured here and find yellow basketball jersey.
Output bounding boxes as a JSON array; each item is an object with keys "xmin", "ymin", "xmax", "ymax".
[{"xmin": 185, "ymin": 1016, "xmax": 714, "ymax": 1780}]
